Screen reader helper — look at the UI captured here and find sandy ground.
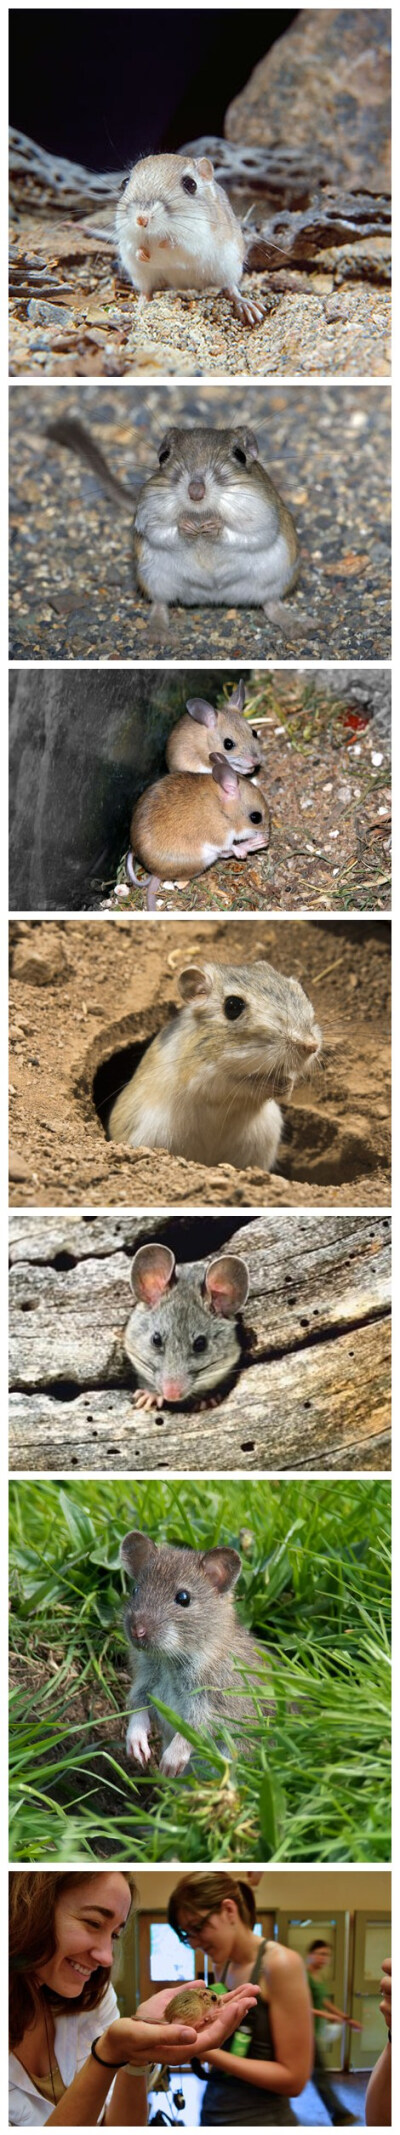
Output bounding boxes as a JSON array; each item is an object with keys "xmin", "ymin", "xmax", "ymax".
[
  {"xmin": 9, "ymin": 918, "xmax": 391, "ymax": 1210},
  {"xmin": 9, "ymin": 384, "xmax": 391, "ymax": 661}
]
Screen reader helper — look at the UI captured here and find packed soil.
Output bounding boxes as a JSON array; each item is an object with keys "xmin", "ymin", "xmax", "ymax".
[
  {"xmin": 9, "ymin": 384, "xmax": 391, "ymax": 661},
  {"xmin": 9, "ymin": 918, "xmax": 391, "ymax": 1210}
]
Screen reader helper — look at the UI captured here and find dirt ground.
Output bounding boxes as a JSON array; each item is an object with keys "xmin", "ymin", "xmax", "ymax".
[
  {"xmin": 9, "ymin": 385, "xmax": 391, "ymax": 661},
  {"xmin": 9, "ymin": 919, "xmax": 391, "ymax": 1210}
]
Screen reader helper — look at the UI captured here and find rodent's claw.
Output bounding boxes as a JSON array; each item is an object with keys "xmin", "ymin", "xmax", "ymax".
[
  {"xmin": 131, "ymin": 1389, "xmax": 162, "ymax": 1409},
  {"xmin": 126, "ymin": 1728, "xmax": 152, "ymax": 1766},
  {"xmin": 228, "ymin": 284, "xmax": 266, "ymax": 328},
  {"xmin": 160, "ymin": 1733, "xmax": 192, "ymax": 1778}
]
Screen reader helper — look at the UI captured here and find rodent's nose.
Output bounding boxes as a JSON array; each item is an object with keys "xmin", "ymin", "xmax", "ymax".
[
  {"xmin": 131, "ymin": 1621, "xmax": 148, "ymax": 1642},
  {"xmin": 136, "ymin": 213, "xmax": 148, "ymax": 227},
  {"xmin": 299, "ymin": 1032, "xmax": 320, "ymax": 1054},
  {"xmin": 162, "ymin": 1377, "xmax": 186, "ymax": 1402},
  {"xmin": 188, "ymin": 478, "xmax": 206, "ymax": 502}
]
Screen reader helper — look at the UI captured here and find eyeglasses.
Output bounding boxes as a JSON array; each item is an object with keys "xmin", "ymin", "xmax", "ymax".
[{"xmin": 178, "ymin": 1909, "xmax": 216, "ymax": 1945}]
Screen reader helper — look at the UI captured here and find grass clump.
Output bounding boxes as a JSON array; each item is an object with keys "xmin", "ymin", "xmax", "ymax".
[{"xmin": 9, "ymin": 1477, "xmax": 390, "ymax": 1864}]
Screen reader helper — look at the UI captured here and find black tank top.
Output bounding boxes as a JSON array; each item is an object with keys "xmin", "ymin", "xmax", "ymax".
[{"xmin": 200, "ymin": 1940, "xmax": 296, "ymax": 2126}]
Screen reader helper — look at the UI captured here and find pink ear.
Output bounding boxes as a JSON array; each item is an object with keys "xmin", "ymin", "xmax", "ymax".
[
  {"xmin": 200, "ymin": 1547, "xmax": 242, "ymax": 1593},
  {"xmin": 197, "ymin": 157, "xmax": 214, "ymax": 181},
  {"xmin": 130, "ymin": 1243, "xmax": 175, "ymax": 1305},
  {"xmin": 204, "ymin": 1254, "xmax": 249, "ymax": 1314},
  {"xmin": 185, "ymin": 698, "xmax": 217, "ymax": 730},
  {"xmin": 210, "ymin": 754, "xmax": 239, "ymax": 797},
  {"xmin": 228, "ymin": 679, "xmax": 246, "ymax": 711}
]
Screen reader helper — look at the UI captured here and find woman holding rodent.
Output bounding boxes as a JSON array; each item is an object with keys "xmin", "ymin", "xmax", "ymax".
[
  {"xmin": 168, "ymin": 1870, "xmax": 313, "ymax": 2124},
  {"xmin": 9, "ymin": 1871, "xmax": 259, "ymax": 2126}
]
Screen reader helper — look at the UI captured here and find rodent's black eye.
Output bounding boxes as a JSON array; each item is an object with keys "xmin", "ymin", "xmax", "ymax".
[
  {"xmin": 250, "ymin": 809, "xmax": 262, "ymax": 823},
  {"xmin": 232, "ymin": 446, "xmax": 247, "ymax": 466},
  {"xmin": 224, "ymin": 736, "xmax": 234, "ymax": 751},
  {"xmin": 182, "ymin": 174, "xmax": 197, "ymax": 195},
  {"xmin": 158, "ymin": 447, "xmax": 171, "ymax": 466},
  {"xmin": 193, "ymin": 1334, "xmax": 208, "ymax": 1354},
  {"xmin": 252, "ymin": 728, "xmax": 259, "ymax": 739},
  {"xmin": 224, "ymin": 994, "xmax": 246, "ymax": 1020},
  {"xmin": 151, "ymin": 1331, "xmax": 164, "ymax": 1349},
  {"xmin": 175, "ymin": 1588, "xmax": 191, "ymax": 1606}
]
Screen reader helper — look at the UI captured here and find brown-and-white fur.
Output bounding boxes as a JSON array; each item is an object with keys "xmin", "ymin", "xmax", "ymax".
[
  {"xmin": 116, "ymin": 151, "xmax": 264, "ymax": 326},
  {"xmin": 121, "ymin": 1529, "xmax": 268, "ymax": 1775}
]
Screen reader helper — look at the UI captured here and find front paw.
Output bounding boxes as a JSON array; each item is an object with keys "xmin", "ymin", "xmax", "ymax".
[
  {"xmin": 160, "ymin": 1732, "xmax": 191, "ymax": 1777},
  {"xmin": 131, "ymin": 1388, "xmax": 163, "ymax": 1410},
  {"xmin": 126, "ymin": 1716, "xmax": 152, "ymax": 1766}
]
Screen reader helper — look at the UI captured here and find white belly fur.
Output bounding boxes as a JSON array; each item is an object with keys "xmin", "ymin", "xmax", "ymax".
[{"xmin": 137, "ymin": 526, "xmax": 294, "ymax": 606}]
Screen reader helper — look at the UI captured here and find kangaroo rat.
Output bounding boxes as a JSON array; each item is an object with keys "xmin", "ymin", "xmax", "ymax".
[
  {"xmin": 126, "ymin": 754, "xmax": 269, "ymax": 909},
  {"xmin": 166, "ymin": 679, "xmax": 263, "ymax": 777},
  {"xmin": 121, "ymin": 1529, "xmax": 266, "ymax": 1775},
  {"xmin": 165, "ymin": 1986, "xmax": 219, "ymax": 2026},
  {"xmin": 123, "ymin": 1240, "xmax": 249, "ymax": 1409},
  {"xmin": 108, "ymin": 958, "xmax": 321, "ymax": 1171},
  {"xmin": 116, "ymin": 151, "xmax": 265, "ymax": 327},
  {"xmin": 46, "ymin": 419, "xmax": 301, "ymax": 636}
]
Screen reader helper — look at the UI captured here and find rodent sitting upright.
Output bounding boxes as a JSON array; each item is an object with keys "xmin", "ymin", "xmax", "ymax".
[
  {"xmin": 166, "ymin": 679, "xmax": 263, "ymax": 776},
  {"xmin": 120, "ymin": 1528, "xmax": 268, "ymax": 1775},
  {"xmin": 123, "ymin": 1240, "xmax": 249, "ymax": 1409},
  {"xmin": 116, "ymin": 151, "xmax": 265, "ymax": 327},
  {"xmin": 107, "ymin": 958, "xmax": 322, "ymax": 1170},
  {"xmin": 46, "ymin": 419, "xmax": 302, "ymax": 637}
]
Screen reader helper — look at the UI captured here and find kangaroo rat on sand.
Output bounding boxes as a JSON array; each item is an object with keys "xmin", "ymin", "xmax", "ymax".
[
  {"xmin": 108, "ymin": 958, "xmax": 321, "ymax": 1171},
  {"xmin": 46, "ymin": 419, "xmax": 301, "ymax": 636},
  {"xmin": 126, "ymin": 753, "xmax": 269, "ymax": 908},
  {"xmin": 116, "ymin": 151, "xmax": 265, "ymax": 327},
  {"xmin": 123, "ymin": 1240, "xmax": 249, "ymax": 1409},
  {"xmin": 166, "ymin": 679, "xmax": 263, "ymax": 776},
  {"xmin": 121, "ymin": 1529, "xmax": 266, "ymax": 1775}
]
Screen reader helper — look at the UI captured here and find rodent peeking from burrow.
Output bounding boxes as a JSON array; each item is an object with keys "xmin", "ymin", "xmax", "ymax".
[
  {"xmin": 46, "ymin": 417, "xmax": 304, "ymax": 638},
  {"xmin": 116, "ymin": 150, "xmax": 266, "ymax": 327},
  {"xmin": 120, "ymin": 1528, "xmax": 270, "ymax": 1776},
  {"xmin": 122, "ymin": 1240, "xmax": 249, "ymax": 1409},
  {"xmin": 107, "ymin": 957, "xmax": 322, "ymax": 1171}
]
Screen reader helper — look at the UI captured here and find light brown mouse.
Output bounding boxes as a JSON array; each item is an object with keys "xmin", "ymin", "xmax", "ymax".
[
  {"xmin": 166, "ymin": 679, "xmax": 263, "ymax": 777},
  {"xmin": 123, "ymin": 1240, "xmax": 249, "ymax": 1409},
  {"xmin": 46, "ymin": 418, "xmax": 303, "ymax": 638},
  {"xmin": 121, "ymin": 1529, "xmax": 269, "ymax": 1776},
  {"xmin": 126, "ymin": 752, "xmax": 269, "ymax": 908},
  {"xmin": 107, "ymin": 956, "xmax": 322, "ymax": 1171},
  {"xmin": 116, "ymin": 151, "xmax": 265, "ymax": 327},
  {"xmin": 165, "ymin": 1986, "xmax": 220, "ymax": 2026}
]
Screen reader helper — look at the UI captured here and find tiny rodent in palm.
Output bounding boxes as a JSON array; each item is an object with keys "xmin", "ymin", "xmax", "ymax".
[
  {"xmin": 166, "ymin": 679, "xmax": 263, "ymax": 776},
  {"xmin": 116, "ymin": 151, "xmax": 264, "ymax": 327},
  {"xmin": 165, "ymin": 1986, "xmax": 219, "ymax": 2026},
  {"xmin": 46, "ymin": 419, "xmax": 302, "ymax": 636},
  {"xmin": 108, "ymin": 958, "xmax": 322, "ymax": 1171},
  {"xmin": 120, "ymin": 1528, "xmax": 265, "ymax": 1775},
  {"xmin": 123, "ymin": 1240, "xmax": 249, "ymax": 1408},
  {"xmin": 126, "ymin": 752, "xmax": 269, "ymax": 909}
]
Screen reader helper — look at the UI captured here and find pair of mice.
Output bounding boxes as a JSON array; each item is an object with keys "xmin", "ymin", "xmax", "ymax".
[
  {"xmin": 123, "ymin": 1238, "xmax": 249, "ymax": 1411},
  {"xmin": 46, "ymin": 416, "xmax": 302, "ymax": 638},
  {"xmin": 126, "ymin": 679, "xmax": 270, "ymax": 909},
  {"xmin": 120, "ymin": 1527, "xmax": 268, "ymax": 1776},
  {"xmin": 108, "ymin": 955, "xmax": 322, "ymax": 1172},
  {"xmin": 116, "ymin": 150, "xmax": 266, "ymax": 328}
]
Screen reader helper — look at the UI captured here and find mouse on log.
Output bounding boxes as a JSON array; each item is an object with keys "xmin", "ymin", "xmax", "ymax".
[
  {"xmin": 116, "ymin": 151, "xmax": 266, "ymax": 327},
  {"xmin": 107, "ymin": 958, "xmax": 322, "ymax": 1171},
  {"xmin": 120, "ymin": 1528, "xmax": 270, "ymax": 1776},
  {"xmin": 46, "ymin": 419, "xmax": 303, "ymax": 637},
  {"xmin": 123, "ymin": 1240, "xmax": 249, "ymax": 1409}
]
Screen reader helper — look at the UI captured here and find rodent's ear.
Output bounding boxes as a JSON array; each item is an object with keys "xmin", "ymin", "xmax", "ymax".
[
  {"xmin": 204, "ymin": 1253, "xmax": 249, "ymax": 1315},
  {"xmin": 210, "ymin": 754, "xmax": 239, "ymax": 797},
  {"xmin": 178, "ymin": 965, "xmax": 213, "ymax": 1003},
  {"xmin": 200, "ymin": 1547, "xmax": 242, "ymax": 1593},
  {"xmin": 197, "ymin": 157, "xmax": 214, "ymax": 181},
  {"xmin": 130, "ymin": 1242, "xmax": 176, "ymax": 1305},
  {"xmin": 185, "ymin": 697, "xmax": 217, "ymax": 730},
  {"xmin": 240, "ymin": 429, "xmax": 259, "ymax": 461},
  {"xmin": 228, "ymin": 679, "xmax": 246, "ymax": 711},
  {"xmin": 120, "ymin": 1530, "xmax": 157, "ymax": 1575}
]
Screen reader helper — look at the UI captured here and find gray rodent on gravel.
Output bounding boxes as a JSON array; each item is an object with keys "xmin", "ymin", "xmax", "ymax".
[
  {"xmin": 121, "ymin": 1527, "xmax": 271, "ymax": 1777},
  {"xmin": 46, "ymin": 417, "xmax": 302, "ymax": 636},
  {"xmin": 123, "ymin": 1240, "xmax": 249, "ymax": 1409}
]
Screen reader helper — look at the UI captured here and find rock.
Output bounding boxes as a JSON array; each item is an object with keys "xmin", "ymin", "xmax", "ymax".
[
  {"xmin": 225, "ymin": 11, "xmax": 391, "ymax": 193},
  {"xmin": 12, "ymin": 940, "xmax": 69, "ymax": 985}
]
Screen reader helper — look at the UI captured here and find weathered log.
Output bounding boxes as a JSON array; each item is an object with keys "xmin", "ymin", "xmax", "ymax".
[{"xmin": 246, "ymin": 192, "xmax": 391, "ymax": 271}]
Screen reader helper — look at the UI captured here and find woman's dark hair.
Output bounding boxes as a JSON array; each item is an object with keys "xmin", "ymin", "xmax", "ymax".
[
  {"xmin": 9, "ymin": 1871, "xmax": 136, "ymax": 2050},
  {"xmin": 168, "ymin": 1871, "xmax": 256, "ymax": 1940}
]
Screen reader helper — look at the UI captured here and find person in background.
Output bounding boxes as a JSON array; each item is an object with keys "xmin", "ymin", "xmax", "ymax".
[
  {"xmin": 306, "ymin": 1941, "xmax": 358, "ymax": 2127},
  {"xmin": 365, "ymin": 1957, "xmax": 391, "ymax": 2127},
  {"xmin": 168, "ymin": 1870, "xmax": 313, "ymax": 2125}
]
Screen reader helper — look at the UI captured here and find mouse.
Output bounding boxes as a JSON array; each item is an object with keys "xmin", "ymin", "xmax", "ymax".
[
  {"xmin": 120, "ymin": 1528, "xmax": 268, "ymax": 1775},
  {"xmin": 165, "ymin": 679, "xmax": 263, "ymax": 777},
  {"xmin": 165, "ymin": 1986, "xmax": 220, "ymax": 2026},
  {"xmin": 46, "ymin": 418, "xmax": 303, "ymax": 637},
  {"xmin": 116, "ymin": 151, "xmax": 265, "ymax": 327},
  {"xmin": 126, "ymin": 752, "xmax": 270, "ymax": 908},
  {"xmin": 107, "ymin": 957, "xmax": 321, "ymax": 1171},
  {"xmin": 122, "ymin": 1239, "xmax": 249, "ymax": 1409}
]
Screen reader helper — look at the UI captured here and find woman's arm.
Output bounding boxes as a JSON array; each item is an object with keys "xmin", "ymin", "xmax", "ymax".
[
  {"xmin": 365, "ymin": 1959, "xmax": 391, "ymax": 2129},
  {"xmin": 105, "ymin": 2069, "xmax": 148, "ymax": 2125},
  {"xmin": 42, "ymin": 2014, "xmax": 200, "ymax": 2126},
  {"xmin": 208, "ymin": 1945, "xmax": 313, "ymax": 2098}
]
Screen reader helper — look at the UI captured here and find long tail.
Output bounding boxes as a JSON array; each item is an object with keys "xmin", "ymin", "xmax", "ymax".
[{"xmin": 46, "ymin": 417, "xmax": 138, "ymax": 510}]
